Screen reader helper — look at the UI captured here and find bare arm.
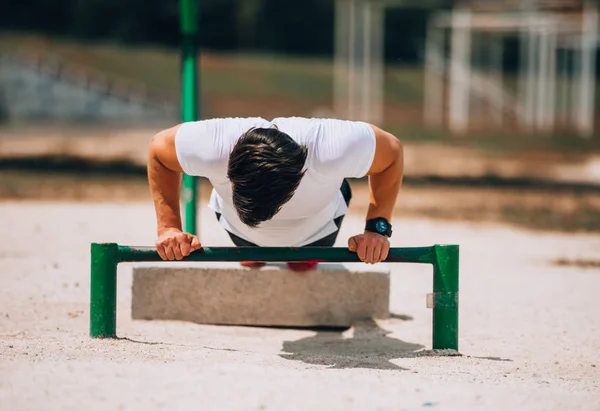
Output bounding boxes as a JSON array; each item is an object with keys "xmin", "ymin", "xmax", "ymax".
[
  {"xmin": 148, "ymin": 125, "xmax": 184, "ymax": 235},
  {"xmin": 365, "ymin": 124, "xmax": 404, "ymax": 222},
  {"xmin": 348, "ymin": 124, "xmax": 403, "ymax": 264},
  {"xmin": 148, "ymin": 124, "xmax": 200, "ymax": 260}
]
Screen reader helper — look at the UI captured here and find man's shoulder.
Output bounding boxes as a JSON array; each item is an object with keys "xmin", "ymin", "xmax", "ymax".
[
  {"xmin": 201, "ymin": 116, "xmax": 271, "ymax": 126},
  {"xmin": 180, "ymin": 117, "xmax": 272, "ymax": 139},
  {"xmin": 272, "ymin": 117, "xmax": 353, "ymax": 137},
  {"xmin": 272, "ymin": 116, "xmax": 347, "ymax": 124}
]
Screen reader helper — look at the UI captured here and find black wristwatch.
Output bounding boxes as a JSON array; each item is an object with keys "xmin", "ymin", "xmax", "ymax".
[{"xmin": 365, "ymin": 217, "xmax": 393, "ymax": 238}]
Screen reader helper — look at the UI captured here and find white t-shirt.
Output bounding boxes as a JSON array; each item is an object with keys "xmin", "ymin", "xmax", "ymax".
[{"xmin": 175, "ymin": 117, "xmax": 376, "ymax": 246}]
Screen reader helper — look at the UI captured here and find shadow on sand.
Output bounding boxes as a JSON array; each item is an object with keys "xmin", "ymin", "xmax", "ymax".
[{"xmin": 279, "ymin": 319, "xmax": 463, "ymax": 371}]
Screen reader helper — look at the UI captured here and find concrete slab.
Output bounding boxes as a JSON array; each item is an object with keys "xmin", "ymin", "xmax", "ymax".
[{"xmin": 131, "ymin": 263, "xmax": 390, "ymax": 327}]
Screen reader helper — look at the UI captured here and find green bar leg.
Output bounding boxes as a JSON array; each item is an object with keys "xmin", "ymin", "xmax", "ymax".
[
  {"xmin": 90, "ymin": 243, "xmax": 119, "ymax": 338},
  {"xmin": 431, "ymin": 244, "xmax": 459, "ymax": 350},
  {"xmin": 180, "ymin": 0, "xmax": 200, "ymax": 235}
]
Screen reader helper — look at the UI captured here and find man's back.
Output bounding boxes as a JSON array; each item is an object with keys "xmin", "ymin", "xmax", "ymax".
[{"xmin": 174, "ymin": 117, "xmax": 376, "ymax": 246}]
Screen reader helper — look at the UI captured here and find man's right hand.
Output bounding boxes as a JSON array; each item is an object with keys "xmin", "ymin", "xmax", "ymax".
[{"xmin": 155, "ymin": 228, "xmax": 201, "ymax": 261}]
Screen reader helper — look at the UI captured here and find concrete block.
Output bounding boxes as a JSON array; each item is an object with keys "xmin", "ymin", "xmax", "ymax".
[{"xmin": 131, "ymin": 263, "xmax": 390, "ymax": 327}]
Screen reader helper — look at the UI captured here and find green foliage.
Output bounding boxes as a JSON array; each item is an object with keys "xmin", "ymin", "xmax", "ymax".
[{"xmin": 0, "ymin": 0, "xmax": 429, "ymax": 61}]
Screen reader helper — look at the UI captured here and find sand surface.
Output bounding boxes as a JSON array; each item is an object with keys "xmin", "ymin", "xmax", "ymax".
[{"xmin": 1, "ymin": 201, "xmax": 600, "ymax": 410}]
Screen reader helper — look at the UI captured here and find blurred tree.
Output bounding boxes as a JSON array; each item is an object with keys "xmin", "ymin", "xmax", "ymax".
[
  {"xmin": 4, "ymin": 0, "xmax": 584, "ymax": 73},
  {"xmin": 112, "ymin": 0, "xmax": 179, "ymax": 44},
  {"xmin": 385, "ymin": 7, "xmax": 428, "ymax": 64},
  {"xmin": 70, "ymin": 0, "xmax": 119, "ymax": 39},
  {"xmin": 259, "ymin": 0, "xmax": 334, "ymax": 54},
  {"xmin": 235, "ymin": 0, "xmax": 261, "ymax": 49},
  {"xmin": 199, "ymin": 0, "xmax": 237, "ymax": 50},
  {"xmin": 0, "ymin": 0, "xmax": 73, "ymax": 34}
]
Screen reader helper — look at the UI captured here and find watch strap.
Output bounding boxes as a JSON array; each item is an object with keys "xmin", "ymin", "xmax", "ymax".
[{"xmin": 365, "ymin": 218, "xmax": 392, "ymax": 237}]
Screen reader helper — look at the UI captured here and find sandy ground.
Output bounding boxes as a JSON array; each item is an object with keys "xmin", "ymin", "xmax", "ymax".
[{"xmin": 1, "ymin": 200, "xmax": 599, "ymax": 411}]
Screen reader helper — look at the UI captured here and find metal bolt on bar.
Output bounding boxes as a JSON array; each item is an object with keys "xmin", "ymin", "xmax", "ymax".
[{"xmin": 90, "ymin": 243, "xmax": 459, "ymax": 350}]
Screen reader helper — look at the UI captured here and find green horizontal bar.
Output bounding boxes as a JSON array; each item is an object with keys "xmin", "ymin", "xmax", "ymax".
[{"xmin": 112, "ymin": 244, "xmax": 437, "ymax": 264}]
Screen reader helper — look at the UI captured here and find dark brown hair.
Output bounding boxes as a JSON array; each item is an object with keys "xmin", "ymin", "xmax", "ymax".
[{"xmin": 227, "ymin": 127, "xmax": 308, "ymax": 227}]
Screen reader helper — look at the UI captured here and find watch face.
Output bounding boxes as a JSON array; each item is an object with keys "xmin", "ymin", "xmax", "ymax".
[{"xmin": 375, "ymin": 220, "xmax": 388, "ymax": 233}]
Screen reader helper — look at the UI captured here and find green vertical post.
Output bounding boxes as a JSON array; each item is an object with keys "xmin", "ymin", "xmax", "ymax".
[
  {"xmin": 180, "ymin": 0, "xmax": 199, "ymax": 235},
  {"xmin": 90, "ymin": 243, "xmax": 119, "ymax": 338},
  {"xmin": 431, "ymin": 244, "xmax": 459, "ymax": 350}
]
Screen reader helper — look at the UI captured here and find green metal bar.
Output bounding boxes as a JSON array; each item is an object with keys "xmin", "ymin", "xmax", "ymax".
[
  {"xmin": 116, "ymin": 244, "xmax": 436, "ymax": 264},
  {"xmin": 180, "ymin": 0, "xmax": 199, "ymax": 235},
  {"xmin": 90, "ymin": 242, "xmax": 460, "ymax": 349},
  {"xmin": 90, "ymin": 243, "xmax": 119, "ymax": 338},
  {"xmin": 431, "ymin": 244, "xmax": 459, "ymax": 350}
]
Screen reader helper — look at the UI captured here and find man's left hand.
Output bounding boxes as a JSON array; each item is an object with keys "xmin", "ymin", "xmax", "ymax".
[{"xmin": 348, "ymin": 232, "xmax": 390, "ymax": 264}]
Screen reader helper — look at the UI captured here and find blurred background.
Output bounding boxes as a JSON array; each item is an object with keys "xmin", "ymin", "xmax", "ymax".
[{"xmin": 0, "ymin": 0, "xmax": 599, "ymax": 234}]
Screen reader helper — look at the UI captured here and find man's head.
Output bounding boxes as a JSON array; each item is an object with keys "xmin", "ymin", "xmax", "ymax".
[{"xmin": 227, "ymin": 127, "xmax": 308, "ymax": 228}]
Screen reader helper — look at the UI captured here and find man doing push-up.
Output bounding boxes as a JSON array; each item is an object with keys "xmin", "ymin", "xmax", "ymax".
[{"xmin": 147, "ymin": 117, "xmax": 403, "ymax": 270}]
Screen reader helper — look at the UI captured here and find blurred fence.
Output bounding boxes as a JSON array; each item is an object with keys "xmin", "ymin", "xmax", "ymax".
[
  {"xmin": 423, "ymin": 0, "xmax": 598, "ymax": 137},
  {"xmin": 0, "ymin": 51, "xmax": 176, "ymax": 123}
]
